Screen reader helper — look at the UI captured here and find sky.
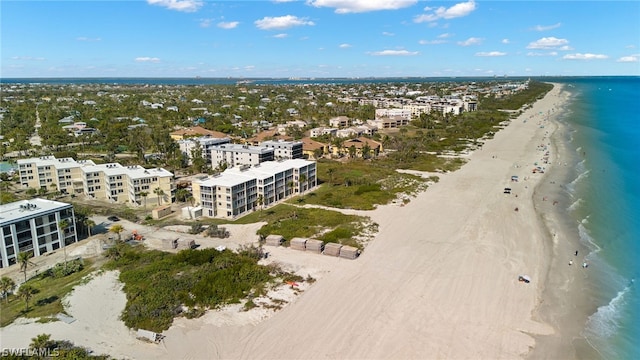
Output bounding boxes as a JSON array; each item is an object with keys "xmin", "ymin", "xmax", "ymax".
[{"xmin": 2, "ymin": 0, "xmax": 639, "ymax": 78}]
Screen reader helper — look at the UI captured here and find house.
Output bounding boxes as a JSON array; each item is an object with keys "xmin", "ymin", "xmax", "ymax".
[
  {"xmin": 309, "ymin": 127, "xmax": 337, "ymax": 138},
  {"xmin": 170, "ymin": 126, "xmax": 227, "ymax": 141},
  {"xmin": 300, "ymin": 137, "xmax": 328, "ymax": 160},
  {"xmin": 329, "ymin": 116, "xmax": 350, "ymax": 128},
  {"xmin": 332, "ymin": 137, "xmax": 383, "ymax": 158}
]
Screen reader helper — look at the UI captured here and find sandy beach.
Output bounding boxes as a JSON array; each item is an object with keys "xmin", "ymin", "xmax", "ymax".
[{"xmin": 1, "ymin": 83, "xmax": 580, "ymax": 359}]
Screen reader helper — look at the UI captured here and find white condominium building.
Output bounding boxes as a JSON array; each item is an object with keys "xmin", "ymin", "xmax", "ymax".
[
  {"xmin": 17, "ymin": 156, "xmax": 174, "ymax": 206},
  {"xmin": 0, "ymin": 198, "xmax": 77, "ymax": 268},
  {"xmin": 177, "ymin": 136, "xmax": 231, "ymax": 165},
  {"xmin": 210, "ymin": 144, "xmax": 275, "ymax": 169},
  {"xmin": 260, "ymin": 140, "xmax": 303, "ymax": 160},
  {"xmin": 192, "ymin": 159, "xmax": 317, "ymax": 219},
  {"xmin": 375, "ymin": 108, "xmax": 412, "ymax": 121}
]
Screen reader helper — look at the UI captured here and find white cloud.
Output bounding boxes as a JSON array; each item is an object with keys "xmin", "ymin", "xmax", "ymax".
[
  {"xmin": 475, "ymin": 51, "xmax": 506, "ymax": 57},
  {"xmin": 218, "ymin": 21, "xmax": 239, "ymax": 29},
  {"xmin": 438, "ymin": 33, "xmax": 453, "ymax": 38},
  {"xmin": 273, "ymin": 33, "xmax": 288, "ymax": 38},
  {"xmin": 10, "ymin": 56, "xmax": 45, "ymax": 61},
  {"xmin": 562, "ymin": 53, "xmax": 608, "ymax": 60},
  {"xmin": 382, "ymin": 31, "xmax": 395, "ymax": 36},
  {"xmin": 76, "ymin": 37, "xmax": 101, "ymax": 42},
  {"xmin": 255, "ymin": 15, "xmax": 315, "ymax": 30},
  {"xmin": 418, "ymin": 39, "xmax": 446, "ymax": 45},
  {"xmin": 457, "ymin": 37, "xmax": 482, "ymax": 46},
  {"xmin": 308, "ymin": 0, "xmax": 417, "ymax": 14},
  {"xmin": 501, "ymin": 38, "xmax": 509, "ymax": 44},
  {"xmin": 617, "ymin": 55, "xmax": 639, "ymax": 62},
  {"xmin": 339, "ymin": 43, "xmax": 352, "ymax": 48},
  {"xmin": 368, "ymin": 49, "xmax": 419, "ymax": 56},
  {"xmin": 414, "ymin": 0, "xmax": 476, "ymax": 23},
  {"xmin": 527, "ymin": 37, "xmax": 569, "ymax": 49},
  {"xmin": 147, "ymin": 0, "xmax": 203, "ymax": 13},
  {"xmin": 527, "ymin": 51, "xmax": 558, "ymax": 57},
  {"xmin": 135, "ymin": 57, "xmax": 161, "ymax": 63},
  {"xmin": 626, "ymin": 44, "xmax": 637, "ymax": 49},
  {"xmin": 199, "ymin": 19, "xmax": 213, "ymax": 28},
  {"xmin": 531, "ymin": 23, "xmax": 561, "ymax": 31}
]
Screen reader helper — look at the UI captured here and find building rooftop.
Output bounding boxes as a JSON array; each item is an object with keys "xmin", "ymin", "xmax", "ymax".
[
  {"xmin": 198, "ymin": 159, "xmax": 315, "ymax": 187},
  {"xmin": 0, "ymin": 198, "xmax": 72, "ymax": 225},
  {"xmin": 17, "ymin": 156, "xmax": 96, "ymax": 170},
  {"xmin": 212, "ymin": 143, "xmax": 274, "ymax": 155}
]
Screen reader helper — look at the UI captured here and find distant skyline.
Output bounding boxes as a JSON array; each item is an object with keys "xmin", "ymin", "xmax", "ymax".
[{"xmin": 2, "ymin": 0, "xmax": 639, "ymax": 78}]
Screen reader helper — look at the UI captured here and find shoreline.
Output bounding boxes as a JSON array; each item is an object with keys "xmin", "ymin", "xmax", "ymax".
[
  {"xmin": 0, "ymin": 84, "xmax": 581, "ymax": 359},
  {"xmin": 527, "ymin": 88, "xmax": 603, "ymax": 359}
]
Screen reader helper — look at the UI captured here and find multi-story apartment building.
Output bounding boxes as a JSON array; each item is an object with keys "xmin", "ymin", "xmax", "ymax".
[
  {"xmin": 81, "ymin": 163, "xmax": 174, "ymax": 205},
  {"xmin": 0, "ymin": 198, "xmax": 77, "ymax": 268},
  {"xmin": 210, "ymin": 144, "xmax": 275, "ymax": 169},
  {"xmin": 192, "ymin": 159, "xmax": 317, "ymax": 219},
  {"xmin": 178, "ymin": 136, "xmax": 231, "ymax": 165},
  {"xmin": 18, "ymin": 156, "xmax": 96, "ymax": 195},
  {"xmin": 260, "ymin": 140, "xmax": 303, "ymax": 160},
  {"xmin": 375, "ymin": 108, "xmax": 412, "ymax": 122},
  {"xmin": 17, "ymin": 156, "xmax": 174, "ymax": 206}
]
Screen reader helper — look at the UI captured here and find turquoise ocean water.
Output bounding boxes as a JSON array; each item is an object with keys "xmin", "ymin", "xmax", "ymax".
[{"xmin": 553, "ymin": 77, "xmax": 640, "ymax": 359}]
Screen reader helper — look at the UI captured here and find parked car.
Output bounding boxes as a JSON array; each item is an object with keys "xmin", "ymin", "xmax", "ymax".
[{"xmin": 107, "ymin": 215, "xmax": 120, "ymax": 222}]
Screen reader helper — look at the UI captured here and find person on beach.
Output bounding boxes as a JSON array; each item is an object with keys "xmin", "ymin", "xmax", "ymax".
[
  {"xmin": 569, "ymin": 260, "xmax": 573, "ymax": 266},
  {"xmin": 575, "ymin": 250, "xmax": 579, "ymax": 256}
]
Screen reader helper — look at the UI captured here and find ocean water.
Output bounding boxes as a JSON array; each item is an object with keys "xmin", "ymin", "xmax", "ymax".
[{"xmin": 555, "ymin": 77, "xmax": 640, "ymax": 359}]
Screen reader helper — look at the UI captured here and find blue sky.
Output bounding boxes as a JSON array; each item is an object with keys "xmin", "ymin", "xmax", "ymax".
[{"xmin": 2, "ymin": 0, "xmax": 639, "ymax": 78}]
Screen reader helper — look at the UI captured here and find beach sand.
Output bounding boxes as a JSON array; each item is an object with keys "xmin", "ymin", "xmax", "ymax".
[{"xmin": 0, "ymin": 83, "xmax": 584, "ymax": 359}]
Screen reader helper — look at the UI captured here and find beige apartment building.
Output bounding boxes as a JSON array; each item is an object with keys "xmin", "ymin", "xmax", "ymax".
[
  {"xmin": 192, "ymin": 159, "xmax": 316, "ymax": 219},
  {"xmin": 17, "ymin": 156, "xmax": 174, "ymax": 206}
]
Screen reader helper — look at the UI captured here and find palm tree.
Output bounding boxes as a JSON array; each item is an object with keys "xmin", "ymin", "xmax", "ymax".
[
  {"xmin": 30, "ymin": 333, "xmax": 54, "ymax": 351},
  {"xmin": 362, "ymin": 143, "xmax": 371, "ymax": 159},
  {"xmin": 58, "ymin": 219, "xmax": 70, "ymax": 246},
  {"xmin": 139, "ymin": 191, "xmax": 148, "ymax": 209},
  {"xmin": 58, "ymin": 219, "xmax": 70, "ymax": 268},
  {"xmin": 18, "ymin": 251, "xmax": 35, "ymax": 282},
  {"xmin": 109, "ymin": 224, "xmax": 125, "ymax": 242},
  {"xmin": 84, "ymin": 218, "xmax": 95, "ymax": 237},
  {"xmin": 286, "ymin": 180, "xmax": 295, "ymax": 196},
  {"xmin": 26, "ymin": 188, "xmax": 37, "ymax": 198},
  {"xmin": 327, "ymin": 168, "xmax": 335, "ymax": 186},
  {"xmin": 175, "ymin": 188, "xmax": 190, "ymax": 203},
  {"xmin": 348, "ymin": 145, "xmax": 357, "ymax": 159},
  {"xmin": 153, "ymin": 187, "xmax": 165, "ymax": 206},
  {"xmin": 257, "ymin": 194, "xmax": 264, "ymax": 211},
  {"xmin": 0, "ymin": 276, "xmax": 16, "ymax": 304},
  {"xmin": 18, "ymin": 284, "xmax": 37, "ymax": 312},
  {"xmin": 298, "ymin": 174, "xmax": 308, "ymax": 192}
]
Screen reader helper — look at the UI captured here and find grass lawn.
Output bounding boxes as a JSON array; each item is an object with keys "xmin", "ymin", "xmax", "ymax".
[{"xmin": 0, "ymin": 259, "xmax": 98, "ymax": 327}]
